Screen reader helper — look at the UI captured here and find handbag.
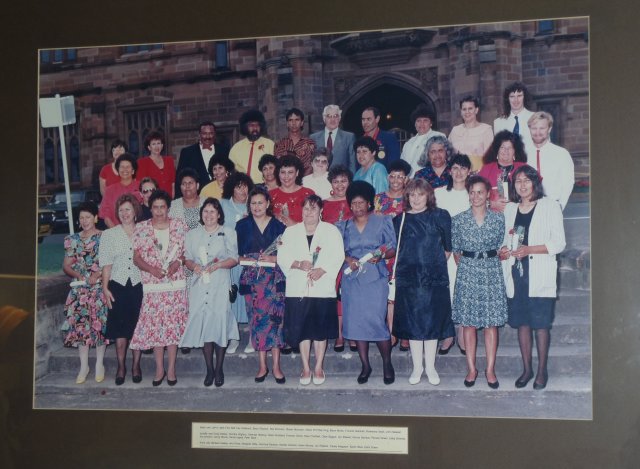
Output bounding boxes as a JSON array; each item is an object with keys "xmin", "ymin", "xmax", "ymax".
[
  {"xmin": 229, "ymin": 283, "xmax": 238, "ymax": 303},
  {"xmin": 388, "ymin": 212, "xmax": 406, "ymax": 302}
]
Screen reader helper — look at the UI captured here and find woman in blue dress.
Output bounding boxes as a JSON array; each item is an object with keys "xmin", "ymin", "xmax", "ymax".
[
  {"xmin": 452, "ymin": 175, "xmax": 507, "ymax": 389},
  {"xmin": 338, "ymin": 181, "xmax": 396, "ymax": 385},
  {"xmin": 219, "ymin": 172, "xmax": 255, "ymax": 353}
]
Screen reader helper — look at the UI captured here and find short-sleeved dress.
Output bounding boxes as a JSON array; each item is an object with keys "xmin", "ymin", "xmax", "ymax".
[
  {"xmin": 236, "ymin": 216, "xmax": 287, "ymax": 350},
  {"xmin": 322, "ymin": 199, "xmax": 352, "ymax": 224},
  {"xmin": 451, "ymin": 209, "xmax": 507, "ymax": 328},
  {"xmin": 392, "ymin": 209, "xmax": 454, "ymax": 341},
  {"xmin": 130, "ymin": 218, "xmax": 188, "ymax": 349},
  {"xmin": 61, "ymin": 232, "xmax": 109, "ymax": 347},
  {"xmin": 179, "ymin": 225, "xmax": 240, "ymax": 347},
  {"xmin": 338, "ymin": 214, "xmax": 396, "ymax": 341}
]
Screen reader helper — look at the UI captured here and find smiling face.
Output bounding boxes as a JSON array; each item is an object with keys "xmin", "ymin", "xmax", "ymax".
[
  {"xmin": 199, "ymin": 125, "xmax": 216, "ymax": 149},
  {"xmin": 361, "ymin": 110, "xmax": 379, "ymax": 134},
  {"xmin": 508, "ymin": 90, "xmax": 525, "ymax": 114},
  {"xmin": 497, "ymin": 140, "xmax": 516, "ymax": 166},
  {"xmin": 112, "ymin": 145, "xmax": 126, "ymax": 161},
  {"xmin": 460, "ymin": 101, "xmax": 479, "ymax": 124},
  {"xmin": 514, "ymin": 172, "xmax": 534, "ymax": 202},
  {"xmin": 311, "ymin": 155, "xmax": 329, "ymax": 175},
  {"xmin": 356, "ymin": 146, "xmax": 376, "ymax": 169},
  {"xmin": 468, "ymin": 182, "xmax": 489, "ymax": 208},
  {"xmin": 180, "ymin": 176, "xmax": 199, "ymax": 199},
  {"xmin": 330, "ymin": 174, "xmax": 349, "ymax": 199},
  {"xmin": 117, "ymin": 201, "xmax": 136, "ymax": 225},
  {"xmin": 388, "ymin": 171, "xmax": 407, "ymax": 193},
  {"xmin": 278, "ymin": 165, "xmax": 298, "ymax": 189},
  {"xmin": 147, "ymin": 139, "xmax": 163, "ymax": 157},
  {"xmin": 529, "ymin": 118, "xmax": 552, "ymax": 147},
  {"xmin": 302, "ymin": 201, "xmax": 322, "ymax": 226},
  {"xmin": 409, "ymin": 189, "xmax": 428, "ymax": 212},
  {"xmin": 201, "ymin": 203, "xmax": 221, "ymax": 228},
  {"xmin": 117, "ymin": 160, "xmax": 135, "ymax": 181},
  {"xmin": 249, "ymin": 192, "xmax": 269, "ymax": 218},
  {"xmin": 414, "ymin": 117, "xmax": 432, "ymax": 135},
  {"xmin": 349, "ymin": 196, "xmax": 370, "ymax": 218},
  {"xmin": 78, "ymin": 210, "xmax": 97, "ymax": 231},
  {"xmin": 428, "ymin": 143, "xmax": 447, "ymax": 169},
  {"xmin": 450, "ymin": 163, "xmax": 470, "ymax": 187},
  {"xmin": 212, "ymin": 164, "xmax": 228, "ymax": 184}
]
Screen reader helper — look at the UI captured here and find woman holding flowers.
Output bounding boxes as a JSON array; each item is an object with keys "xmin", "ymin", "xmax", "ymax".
[
  {"xmin": 278, "ymin": 194, "xmax": 345, "ymax": 385},
  {"xmin": 61, "ymin": 201, "xmax": 108, "ymax": 384},
  {"xmin": 180, "ymin": 198, "xmax": 239, "ymax": 387},
  {"xmin": 338, "ymin": 181, "xmax": 397, "ymax": 385},
  {"xmin": 500, "ymin": 165, "xmax": 565, "ymax": 390},
  {"xmin": 131, "ymin": 190, "xmax": 188, "ymax": 386},
  {"xmin": 236, "ymin": 188, "xmax": 287, "ymax": 383}
]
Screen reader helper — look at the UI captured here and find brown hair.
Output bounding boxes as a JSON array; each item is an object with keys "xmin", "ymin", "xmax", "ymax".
[{"xmin": 403, "ymin": 179, "xmax": 436, "ymax": 212}]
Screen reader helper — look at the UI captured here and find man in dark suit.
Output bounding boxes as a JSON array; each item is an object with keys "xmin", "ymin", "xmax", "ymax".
[
  {"xmin": 309, "ymin": 104, "xmax": 356, "ymax": 174},
  {"xmin": 175, "ymin": 121, "xmax": 229, "ymax": 197},
  {"xmin": 361, "ymin": 106, "xmax": 401, "ymax": 170}
]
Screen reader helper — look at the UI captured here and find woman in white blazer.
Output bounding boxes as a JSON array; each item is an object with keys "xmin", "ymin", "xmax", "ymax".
[
  {"xmin": 277, "ymin": 194, "xmax": 345, "ymax": 385},
  {"xmin": 500, "ymin": 165, "xmax": 566, "ymax": 390}
]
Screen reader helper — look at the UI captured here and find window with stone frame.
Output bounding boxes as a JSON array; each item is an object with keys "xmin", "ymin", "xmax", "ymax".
[
  {"xmin": 123, "ymin": 107, "xmax": 167, "ymax": 157},
  {"xmin": 42, "ymin": 121, "xmax": 81, "ymax": 185},
  {"xmin": 215, "ymin": 41, "xmax": 229, "ymax": 70},
  {"xmin": 40, "ymin": 49, "xmax": 77, "ymax": 64},
  {"xmin": 122, "ymin": 44, "xmax": 164, "ymax": 55}
]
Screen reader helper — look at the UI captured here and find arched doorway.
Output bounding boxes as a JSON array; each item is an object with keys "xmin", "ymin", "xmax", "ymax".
[{"xmin": 341, "ymin": 83, "xmax": 437, "ymax": 147}]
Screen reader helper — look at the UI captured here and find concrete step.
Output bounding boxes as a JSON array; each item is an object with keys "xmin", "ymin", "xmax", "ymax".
[
  {"xmin": 46, "ymin": 342, "xmax": 591, "ymax": 377},
  {"xmin": 34, "ymin": 371, "xmax": 592, "ymax": 419}
]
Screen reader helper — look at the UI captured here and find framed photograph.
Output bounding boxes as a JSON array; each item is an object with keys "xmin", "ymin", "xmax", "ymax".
[{"xmin": 1, "ymin": 0, "xmax": 637, "ymax": 467}]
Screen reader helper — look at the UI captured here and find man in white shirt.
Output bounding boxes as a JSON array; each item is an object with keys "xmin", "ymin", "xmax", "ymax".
[
  {"xmin": 400, "ymin": 104, "xmax": 445, "ymax": 177},
  {"xmin": 309, "ymin": 104, "xmax": 356, "ymax": 173},
  {"xmin": 528, "ymin": 111, "xmax": 574, "ymax": 210},
  {"xmin": 493, "ymin": 82, "xmax": 535, "ymax": 158}
]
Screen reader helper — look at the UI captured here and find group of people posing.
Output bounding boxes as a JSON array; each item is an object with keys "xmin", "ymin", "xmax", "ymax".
[{"xmin": 61, "ymin": 81, "xmax": 570, "ymax": 391}]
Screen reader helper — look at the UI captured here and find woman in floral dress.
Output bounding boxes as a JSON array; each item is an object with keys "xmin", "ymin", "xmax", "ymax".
[
  {"xmin": 131, "ymin": 190, "xmax": 188, "ymax": 386},
  {"xmin": 61, "ymin": 202, "xmax": 108, "ymax": 384},
  {"xmin": 236, "ymin": 188, "xmax": 287, "ymax": 384}
]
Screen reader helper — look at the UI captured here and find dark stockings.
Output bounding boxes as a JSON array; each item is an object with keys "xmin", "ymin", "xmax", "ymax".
[
  {"xmin": 517, "ymin": 326, "xmax": 550, "ymax": 384},
  {"xmin": 203, "ymin": 342, "xmax": 215, "ymax": 382},
  {"xmin": 214, "ymin": 343, "xmax": 226, "ymax": 382},
  {"xmin": 116, "ymin": 338, "xmax": 128, "ymax": 378},
  {"xmin": 376, "ymin": 339, "xmax": 394, "ymax": 380}
]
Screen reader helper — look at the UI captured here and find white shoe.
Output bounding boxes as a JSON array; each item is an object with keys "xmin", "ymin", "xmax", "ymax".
[
  {"xmin": 408, "ymin": 367, "xmax": 423, "ymax": 385},
  {"xmin": 300, "ymin": 372, "xmax": 312, "ymax": 386},
  {"xmin": 95, "ymin": 364, "xmax": 105, "ymax": 383},
  {"xmin": 244, "ymin": 342, "xmax": 255, "ymax": 353},
  {"xmin": 76, "ymin": 367, "xmax": 90, "ymax": 384},
  {"xmin": 227, "ymin": 339, "xmax": 239, "ymax": 354},
  {"xmin": 425, "ymin": 367, "xmax": 440, "ymax": 385},
  {"xmin": 312, "ymin": 370, "xmax": 326, "ymax": 385}
]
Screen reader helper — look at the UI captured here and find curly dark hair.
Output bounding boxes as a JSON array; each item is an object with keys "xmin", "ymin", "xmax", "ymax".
[
  {"xmin": 275, "ymin": 154, "xmax": 304, "ymax": 186},
  {"xmin": 353, "ymin": 136, "xmax": 379, "ymax": 155},
  {"xmin": 445, "ymin": 154, "xmax": 471, "ymax": 191},
  {"xmin": 77, "ymin": 201, "xmax": 99, "ymax": 217},
  {"xmin": 144, "ymin": 130, "xmax": 165, "ymax": 147},
  {"xmin": 328, "ymin": 164, "xmax": 353, "ymax": 183},
  {"xmin": 148, "ymin": 189, "xmax": 172, "ymax": 210},
  {"xmin": 483, "ymin": 130, "xmax": 527, "ymax": 165},
  {"xmin": 346, "ymin": 180, "xmax": 376, "ymax": 212},
  {"xmin": 199, "ymin": 197, "xmax": 225, "ymax": 225},
  {"xmin": 114, "ymin": 193, "xmax": 143, "ymax": 222},
  {"xmin": 222, "ymin": 172, "xmax": 254, "ymax": 200},
  {"xmin": 115, "ymin": 153, "xmax": 138, "ymax": 173},
  {"xmin": 176, "ymin": 167, "xmax": 200, "ymax": 187},
  {"xmin": 465, "ymin": 174, "xmax": 491, "ymax": 193},
  {"xmin": 258, "ymin": 154, "xmax": 278, "ymax": 172},
  {"xmin": 500, "ymin": 81, "xmax": 532, "ymax": 118},
  {"xmin": 207, "ymin": 155, "xmax": 235, "ymax": 179}
]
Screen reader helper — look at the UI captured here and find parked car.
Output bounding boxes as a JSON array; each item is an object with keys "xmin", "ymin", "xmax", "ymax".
[
  {"xmin": 44, "ymin": 189, "xmax": 102, "ymax": 232},
  {"xmin": 38, "ymin": 207, "xmax": 56, "ymax": 243}
]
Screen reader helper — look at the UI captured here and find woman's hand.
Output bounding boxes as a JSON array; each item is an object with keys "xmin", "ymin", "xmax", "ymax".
[
  {"xmin": 166, "ymin": 259, "xmax": 182, "ymax": 277},
  {"xmin": 511, "ymin": 245, "xmax": 530, "ymax": 260},
  {"xmin": 87, "ymin": 270, "xmax": 101, "ymax": 286},
  {"xmin": 498, "ymin": 246, "xmax": 511, "ymax": 261},
  {"xmin": 103, "ymin": 287, "xmax": 115, "ymax": 309},
  {"xmin": 258, "ymin": 254, "xmax": 277, "ymax": 263},
  {"xmin": 151, "ymin": 265, "xmax": 166, "ymax": 279},
  {"xmin": 345, "ymin": 256, "xmax": 359, "ymax": 272},
  {"xmin": 453, "ymin": 252, "xmax": 461, "ymax": 265},
  {"xmin": 307, "ymin": 267, "xmax": 326, "ymax": 283},
  {"xmin": 297, "ymin": 260, "xmax": 313, "ymax": 271}
]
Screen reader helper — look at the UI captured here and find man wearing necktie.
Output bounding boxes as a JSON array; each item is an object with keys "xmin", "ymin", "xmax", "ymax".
[
  {"xmin": 493, "ymin": 82, "xmax": 535, "ymax": 159},
  {"xmin": 528, "ymin": 111, "xmax": 574, "ymax": 210},
  {"xmin": 229, "ymin": 109, "xmax": 275, "ymax": 183},
  {"xmin": 310, "ymin": 104, "xmax": 357, "ymax": 173},
  {"xmin": 175, "ymin": 121, "xmax": 229, "ymax": 198}
]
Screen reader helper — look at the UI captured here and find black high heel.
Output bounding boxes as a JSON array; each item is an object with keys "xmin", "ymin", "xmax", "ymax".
[
  {"xmin": 383, "ymin": 366, "xmax": 395, "ymax": 385},
  {"xmin": 463, "ymin": 369, "xmax": 478, "ymax": 388},
  {"xmin": 515, "ymin": 371, "xmax": 534, "ymax": 388},
  {"xmin": 533, "ymin": 372, "xmax": 548, "ymax": 390},
  {"xmin": 357, "ymin": 367, "xmax": 372, "ymax": 384},
  {"xmin": 485, "ymin": 371, "xmax": 499, "ymax": 389},
  {"xmin": 204, "ymin": 370, "xmax": 214, "ymax": 387},
  {"xmin": 115, "ymin": 367, "xmax": 126, "ymax": 386},
  {"xmin": 152, "ymin": 371, "xmax": 166, "ymax": 387},
  {"xmin": 255, "ymin": 369, "xmax": 269, "ymax": 383},
  {"xmin": 214, "ymin": 371, "xmax": 225, "ymax": 387},
  {"xmin": 438, "ymin": 338, "xmax": 455, "ymax": 355}
]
